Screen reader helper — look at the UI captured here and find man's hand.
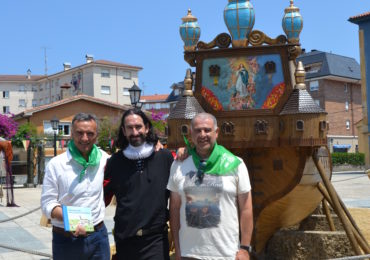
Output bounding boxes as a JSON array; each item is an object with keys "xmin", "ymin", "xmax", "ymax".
[
  {"xmin": 155, "ymin": 141, "xmax": 164, "ymax": 151},
  {"xmin": 73, "ymin": 224, "xmax": 87, "ymax": 237},
  {"xmin": 176, "ymin": 147, "xmax": 188, "ymax": 161},
  {"xmin": 236, "ymin": 249, "xmax": 250, "ymax": 260},
  {"xmin": 51, "ymin": 206, "xmax": 63, "ymax": 221}
]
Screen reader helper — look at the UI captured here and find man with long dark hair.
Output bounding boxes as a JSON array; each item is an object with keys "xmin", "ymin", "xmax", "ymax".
[{"xmin": 104, "ymin": 108, "xmax": 173, "ymax": 260}]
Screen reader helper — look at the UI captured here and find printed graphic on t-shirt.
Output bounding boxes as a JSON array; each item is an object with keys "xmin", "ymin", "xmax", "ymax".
[{"xmin": 183, "ymin": 171, "xmax": 223, "ymax": 229}]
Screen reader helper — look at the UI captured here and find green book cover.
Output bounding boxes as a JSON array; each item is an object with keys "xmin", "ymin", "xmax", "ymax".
[{"xmin": 62, "ymin": 205, "xmax": 94, "ymax": 232}]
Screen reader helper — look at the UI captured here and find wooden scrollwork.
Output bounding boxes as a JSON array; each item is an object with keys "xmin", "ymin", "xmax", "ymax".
[
  {"xmin": 197, "ymin": 33, "xmax": 231, "ymax": 50},
  {"xmin": 249, "ymin": 30, "xmax": 287, "ymax": 46}
]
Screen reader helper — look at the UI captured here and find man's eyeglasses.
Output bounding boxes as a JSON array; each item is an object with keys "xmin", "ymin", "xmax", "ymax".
[{"xmin": 195, "ymin": 160, "xmax": 207, "ymax": 186}]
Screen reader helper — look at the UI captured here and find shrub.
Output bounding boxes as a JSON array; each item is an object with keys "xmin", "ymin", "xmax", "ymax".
[
  {"xmin": 331, "ymin": 152, "xmax": 365, "ymax": 166},
  {"xmin": 0, "ymin": 114, "xmax": 18, "ymax": 139},
  {"xmin": 11, "ymin": 122, "xmax": 37, "ymax": 147}
]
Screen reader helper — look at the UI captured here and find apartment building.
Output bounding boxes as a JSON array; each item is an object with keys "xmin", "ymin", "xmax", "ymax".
[
  {"xmin": 297, "ymin": 50, "xmax": 362, "ymax": 153},
  {"xmin": 0, "ymin": 55, "xmax": 142, "ymax": 114}
]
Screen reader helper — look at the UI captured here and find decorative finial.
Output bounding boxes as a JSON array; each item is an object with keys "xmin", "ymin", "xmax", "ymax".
[
  {"xmin": 183, "ymin": 69, "xmax": 194, "ymax": 96},
  {"xmin": 294, "ymin": 61, "xmax": 306, "ymax": 90},
  {"xmin": 282, "ymin": 0, "xmax": 303, "ymax": 43},
  {"xmin": 224, "ymin": 0, "xmax": 255, "ymax": 48},
  {"xmin": 180, "ymin": 9, "xmax": 201, "ymax": 51}
]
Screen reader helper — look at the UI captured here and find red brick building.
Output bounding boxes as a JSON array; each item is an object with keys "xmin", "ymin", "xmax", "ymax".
[{"xmin": 297, "ymin": 50, "xmax": 362, "ymax": 152}]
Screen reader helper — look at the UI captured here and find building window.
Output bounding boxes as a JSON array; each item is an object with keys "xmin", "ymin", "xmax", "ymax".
[
  {"xmin": 122, "ymin": 87, "xmax": 130, "ymax": 95},
  {"xmin": 123, "ymin": 71, "xmax": 131, "ymax": 79},
  {"xmin": 344, "ymin": 83, "xmax": 348, "ymax": 93},
  {"xmin": 58, "ymin": 123, "xmax": 71, "ymax": 136},
  {"xmin": 304, "ymin": 62, "xmax": 322, "ymax": 74},
  {"xmin": 2, "ymin": 106, "xmax": 10, "ymax": 114},
  {"xmin": 32, "ymin": 85, "xmax": 38, "ymax": 92},
  {"xmin": 19, "ymin": 85, "xmax": 25, "ymax": 92},
  {"xmin": 161, "ymin": 103, "xmax": 169, "ymax": 109},
  {"xmin": 45, "ymin": 97, "xmax": 50, "ymax": 104},
  {"xmin": 346, "ymin": 120, "xmax": 350, "ymax": 130},
  {"xmin": 309, "ymin": 81, "xmax": 319, "ymax": 91},
  {"xmin": 101, "ymin": 85, "xmax": 111, "ymax": 95},
  {"xmin": 2, "ymin": 91, "xmax": 9, "ymax": 99},
  {"xmin": 32, "ymin": 99, "xmax": 37, "ymax": 107},
  {"xmin": 101, "ymin": 69, "xmax": 110, "ymax": 78},
  {"xmin": 174, "ymin": 89, "xmax": 179, "ymax": 96},
  {"xmin": 345, "ymin": 101, "xmax": 349, "ymax": 111},
  {"xmin": 314, "ymin": 99, "xmax": 320, "ymax": 107},
  {"xmin": 19, "ymin": 99, "xmax": 26, "ymax": 107}
]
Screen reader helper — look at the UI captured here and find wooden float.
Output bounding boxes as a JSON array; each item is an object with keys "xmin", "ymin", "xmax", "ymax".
[{"xmin": 167, "ymin": 1, "xmax": 370, "ymax": 255}]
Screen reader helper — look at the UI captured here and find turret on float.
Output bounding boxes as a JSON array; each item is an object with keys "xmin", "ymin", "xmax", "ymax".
[{"xmin": 167, "ymin": 69, "xmax": 204, "ymax": 148}]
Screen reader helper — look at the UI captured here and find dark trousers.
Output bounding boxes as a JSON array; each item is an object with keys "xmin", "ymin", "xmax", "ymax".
[
  {"xmin": 115, "ymin": 233, "xmax": 169, "ymax": 260},
  {"xmin": 52, "ymin": 224, "xmax": 110, "ymax": 260}
]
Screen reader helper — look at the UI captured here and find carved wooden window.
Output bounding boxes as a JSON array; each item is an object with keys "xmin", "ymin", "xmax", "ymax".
[
  {"xmin": 296, "ymin": 120, "xmax": 304, "ymax": 131},
  {"xmin": 319, "ymin": 121, "xmax": 327, "ymax": 132},
  {"xmin": 181, "ymin": 124, "xmax": 189, "ymax": 135},
  {"xmin": 255, "ymin": 120, "xmax": 268, "ymax": 135},
  {"xmin": 221, "ymin": 121, "xmax": 235, "ymax": 135}
]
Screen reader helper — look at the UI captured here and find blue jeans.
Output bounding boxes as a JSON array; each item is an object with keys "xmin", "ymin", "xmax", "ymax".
[{"xmin": 52, "ymin": 224, "xmax": 110, "ymax": 260}]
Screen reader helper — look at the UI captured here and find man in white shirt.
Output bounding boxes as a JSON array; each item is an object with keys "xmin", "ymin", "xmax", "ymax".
[
  {"xmin": 168, "ymin": 113, "xmax": 253, "ymax": 260},
  {"xmin": 41, "ymin": 113, "xmax": 110, "ymax": 260}
]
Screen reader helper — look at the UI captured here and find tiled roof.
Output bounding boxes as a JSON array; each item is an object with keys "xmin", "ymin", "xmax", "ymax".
[
  {"xmin": 167, "ymin": 95, "xmax": 205, "ymax": 119},
  {"xmin": 94, "ymin": 60, "xmax": 142, "ymax": 70},
  {"xmin": 349, "ymin": 12, "xmax": 370, "ymax": 23},
  {"xmin": 0, "ymin": 75, "xmax": 46, "ymax": 82},
  {"xmin": 14, "ymin": 94, "xmax": 132, "ymax": 117},
  {"xmin": 280, "ymin": 89, "xmax": 326, "ymax": 115},
  {"xmin": 141, "ymin": 94, "xmax": 169, "ymax": 102},
  {"xmin": 297, "ymin": 50, "xmax": 361, "ymax": 80}
]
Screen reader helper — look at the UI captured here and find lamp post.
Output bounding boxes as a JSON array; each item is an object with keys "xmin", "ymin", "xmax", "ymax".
[
  {"xmin": 128, "ymin": 82, "xmax": 142, "ymax": 108},
  {"xmin": 51, "ymin": 116, "xmax": 59, "ymax": 157}
]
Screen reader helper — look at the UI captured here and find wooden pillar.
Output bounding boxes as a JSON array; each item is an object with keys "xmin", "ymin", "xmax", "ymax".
[
  {"xmin": 313, "ymin": 157, "xmax": 362, "ymax": 255},
  {"xmin": 322, "ymin": 199, "xmax": 336, "ymax": 231}
]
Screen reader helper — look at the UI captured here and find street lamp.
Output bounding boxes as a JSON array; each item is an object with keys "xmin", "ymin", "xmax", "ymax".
[
  {"xmin": 128, "ymin": 82, "xmax": 142, "ymax": 108},
  {"xmin": 51, "ymin": 116, "xmax": 59, "ymax": 157}
]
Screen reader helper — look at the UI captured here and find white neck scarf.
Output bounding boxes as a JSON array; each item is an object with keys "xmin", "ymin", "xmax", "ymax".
[{"xmin": 123, "ymin": 142, "xmax": 154, "ymax": 160}]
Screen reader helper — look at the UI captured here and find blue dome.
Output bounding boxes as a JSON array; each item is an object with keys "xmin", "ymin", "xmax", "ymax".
[
  {"xmin": 282, "ymin": 1, "xmax": 303, "ymax": 43},
  {"xmin": 180, "ymin": 9, "xmax": 201, "ymax": 51},
  {"xmin": 224, "ymin": 0, "xmax": 255, "ymax": 47}
]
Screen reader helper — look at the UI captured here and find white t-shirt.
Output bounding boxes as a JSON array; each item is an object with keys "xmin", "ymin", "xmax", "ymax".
[{"xmin": 167, "ymin": 156, "xmax": 251, "ymax": 260}]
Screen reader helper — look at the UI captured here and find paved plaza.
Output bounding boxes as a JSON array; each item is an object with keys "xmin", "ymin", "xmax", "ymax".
[
  {"xmin": 0, "ymin": 187, "xmax": 115, "ymax": 260},
  {"xmin": 0, "ymin": 171, "xmax": 369, "ymax": 259}
]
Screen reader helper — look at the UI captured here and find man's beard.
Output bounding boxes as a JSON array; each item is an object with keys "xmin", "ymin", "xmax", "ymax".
[{"xmin": 128, "ymin": 133, "xmax": 146, "ymax": 147}]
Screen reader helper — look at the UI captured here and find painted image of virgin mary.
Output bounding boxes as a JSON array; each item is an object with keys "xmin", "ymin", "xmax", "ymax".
[{"xmin": 235, "ymin": 64, "xmax": 249, "ymax": 97}]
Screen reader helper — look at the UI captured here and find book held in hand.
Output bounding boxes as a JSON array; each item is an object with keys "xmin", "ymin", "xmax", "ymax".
[{"xmin": 62, "ymin": 205, "xmax": 94, "ymax": 232}]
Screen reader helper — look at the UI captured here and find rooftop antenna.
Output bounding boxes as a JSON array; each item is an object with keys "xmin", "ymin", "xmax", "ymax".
[{"xmin": 41, "ymin": 46, "xmax": 50, "ymax": 75}]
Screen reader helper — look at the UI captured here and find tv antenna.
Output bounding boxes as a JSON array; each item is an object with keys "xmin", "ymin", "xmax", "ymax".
[{"xmin": 41, "ymin": 46, "xmax": 50, "ymax": 75}]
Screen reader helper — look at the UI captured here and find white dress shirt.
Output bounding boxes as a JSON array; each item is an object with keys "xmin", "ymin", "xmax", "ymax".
[{"xmin": 40, "ymin": 148, "xmax": 110, "ymax": 228}]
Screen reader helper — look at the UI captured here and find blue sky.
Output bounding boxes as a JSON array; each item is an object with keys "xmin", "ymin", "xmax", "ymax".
[{"xmin": 0, "ymin": 1, "xmax": 368, "ymax": 95}]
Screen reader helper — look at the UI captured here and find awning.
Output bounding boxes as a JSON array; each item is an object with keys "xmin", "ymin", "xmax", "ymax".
[{"xmin": 333, "ymin": 144, "xmax": 351, "ymax": 149}]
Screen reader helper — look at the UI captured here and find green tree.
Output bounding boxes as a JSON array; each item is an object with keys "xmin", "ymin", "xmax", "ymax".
[
  {"xmin": 12, "ymin": 122, "xmax": 37, "ymax": 147},
  {"xmin": 97, "ymin": 116, "xmax": 119, "ymax": 153}
]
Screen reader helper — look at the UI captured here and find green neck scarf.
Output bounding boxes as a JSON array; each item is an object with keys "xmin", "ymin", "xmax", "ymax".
[
  {"xmin": 184, "ymin": 136, "xmax": 240, "ymax": 175},
  {"xmin": 68, "ymin": 140, "xmax": 102, "ymax": 182}
]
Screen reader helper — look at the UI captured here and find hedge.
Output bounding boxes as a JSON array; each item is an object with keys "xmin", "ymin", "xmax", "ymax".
[{"xmin": 331, "ymin": 152, "xmax": 365, "ymax": 166}]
